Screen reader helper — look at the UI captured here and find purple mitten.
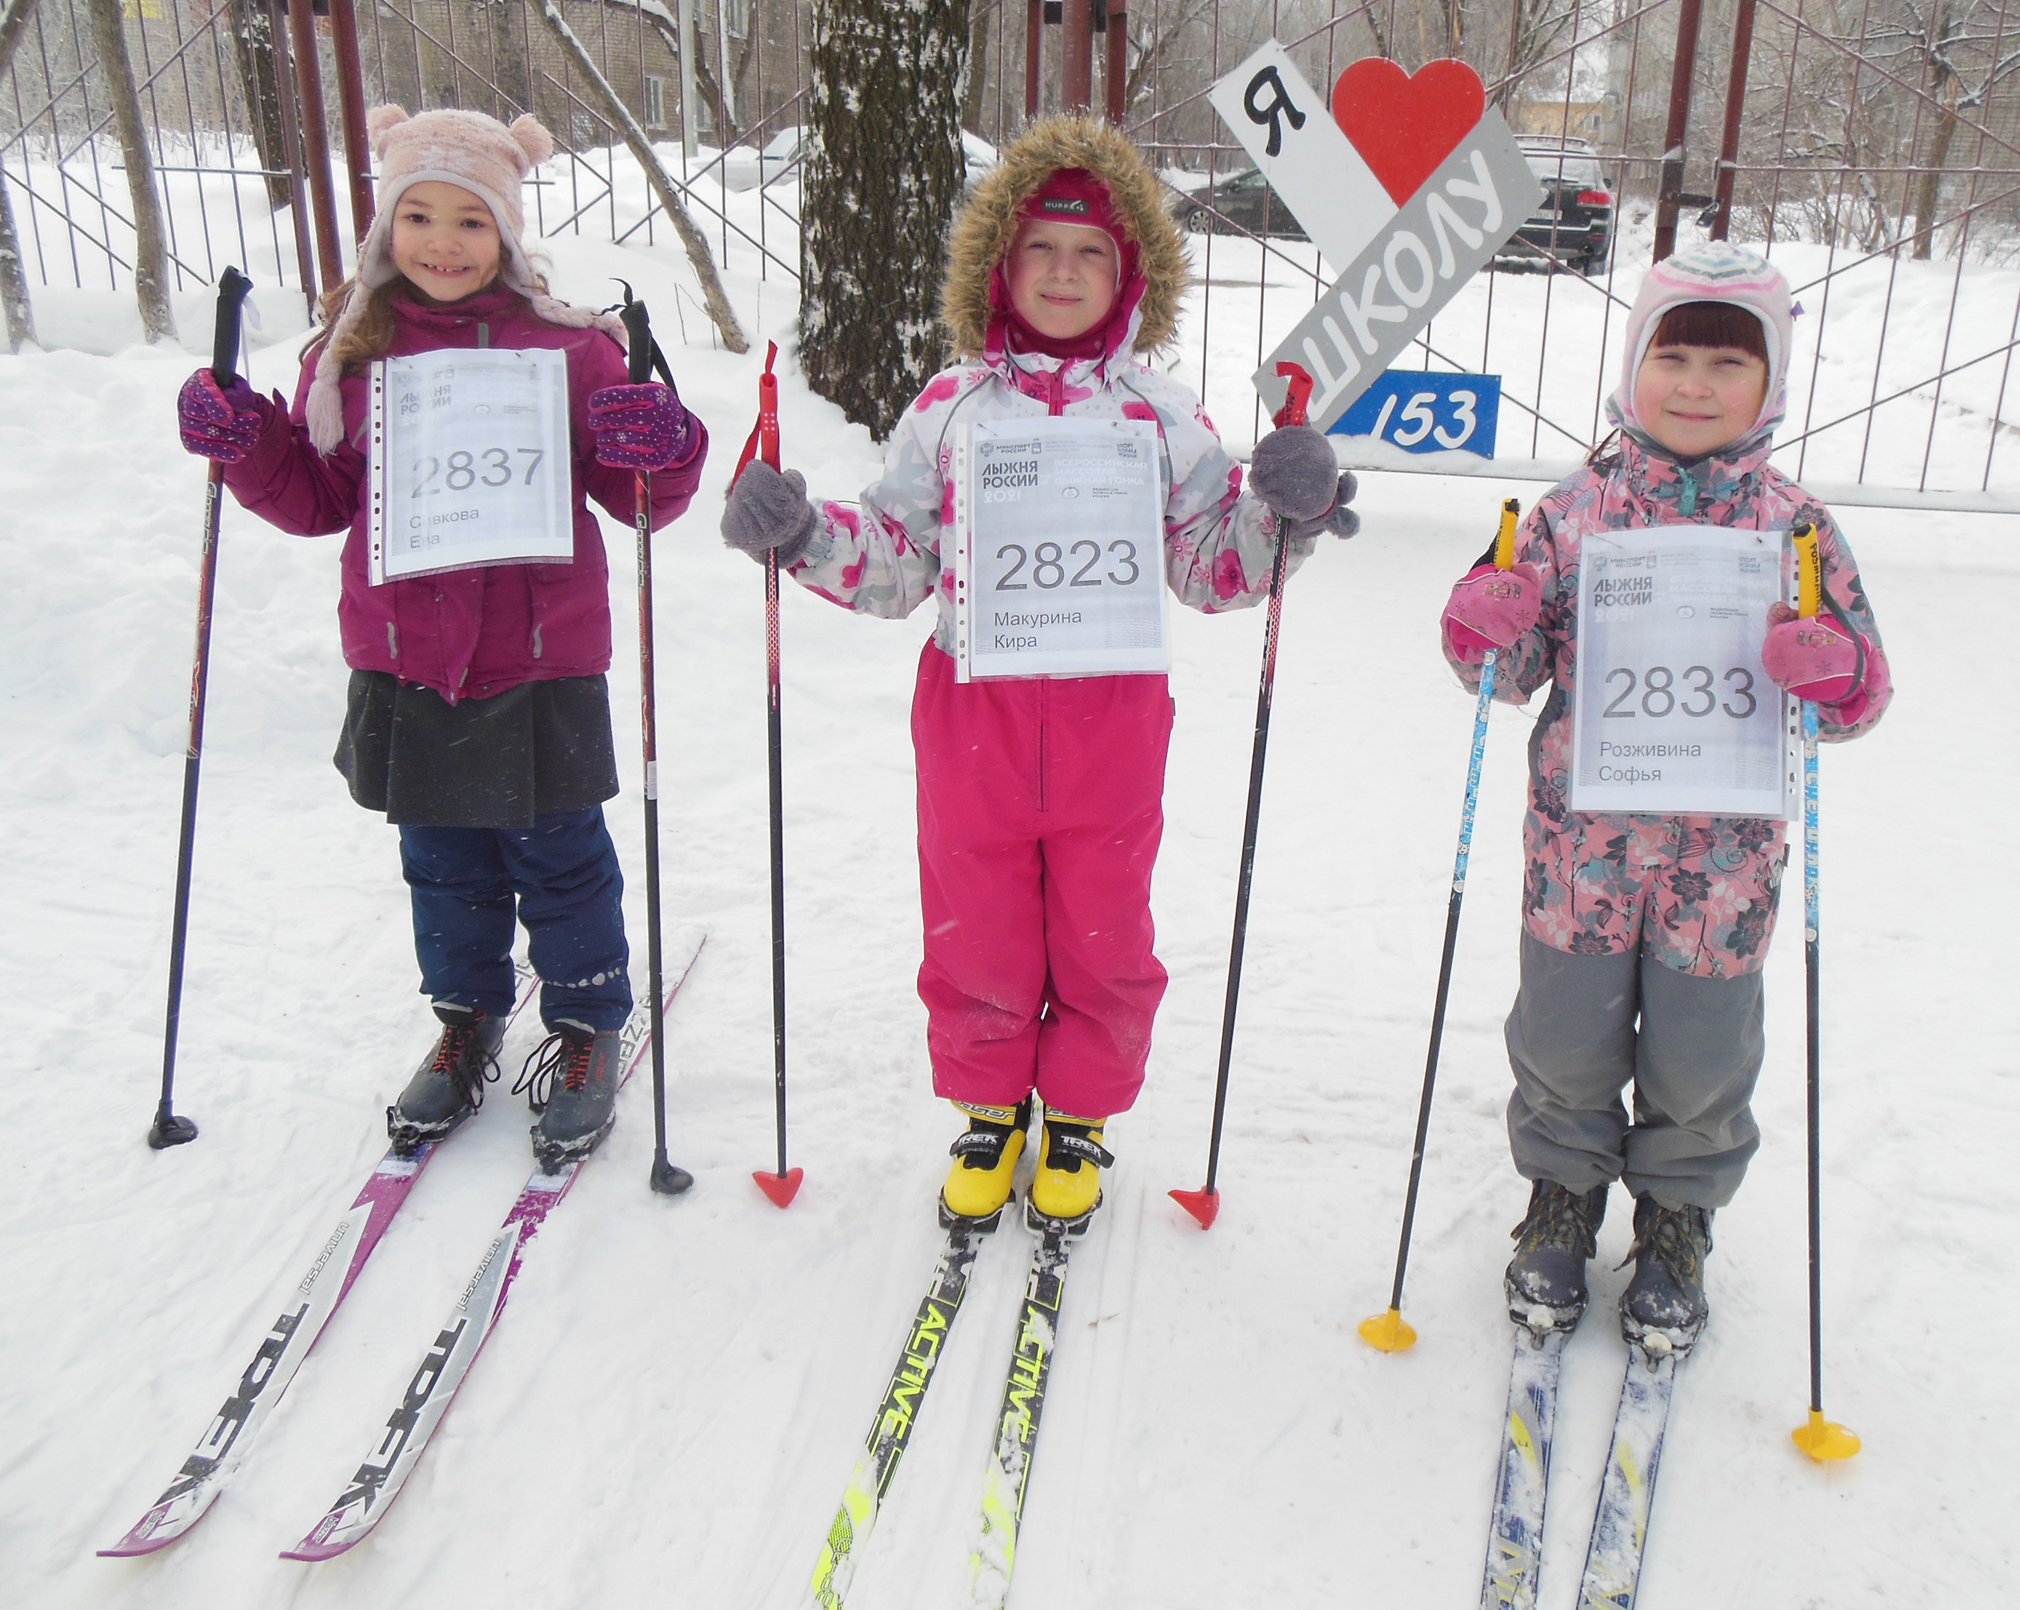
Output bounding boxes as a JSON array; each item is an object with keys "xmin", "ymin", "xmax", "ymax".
[
  {"xmin": 1762, "ymin": 600, "xmax": 1882, "ymax": 717},
  {"xmin": 588, "ymin": 381, "xmax": 693, "ymax": 470},
  {"xmin": 177, "ymin": 370, "xmax": 269, "ymax": 463},
  {"xmin": 1442, "ymin": 561, "xmax": 1544, "ymax": 663}
]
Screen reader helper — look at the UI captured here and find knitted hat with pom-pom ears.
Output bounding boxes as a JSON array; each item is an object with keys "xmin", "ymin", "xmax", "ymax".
[{"xmin": 306, "ymin": 105, "xmax": 625, "ymax": 453}]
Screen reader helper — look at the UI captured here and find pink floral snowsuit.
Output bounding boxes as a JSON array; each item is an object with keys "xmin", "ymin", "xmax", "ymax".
[
  {"xmin": 1446, "ymin": 432, "xmax": 1889, "ymax": 978},
  {"xmin": 785, "ymin": 325, "xmax": 1310, "ymax": 1120},
  {"xmin": 1447, "ymin": 429, "xmax": 1891, "ymax": 1209}
]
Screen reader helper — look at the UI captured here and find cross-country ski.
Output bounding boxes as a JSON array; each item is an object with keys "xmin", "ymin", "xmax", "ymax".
[
  {"xmin": 98, "ymin": 966, "xmax": 539, "ymax": 1557},
  {"xmin": 281, "ymin": 940, "xmax": 702, "ymax": 1560}
]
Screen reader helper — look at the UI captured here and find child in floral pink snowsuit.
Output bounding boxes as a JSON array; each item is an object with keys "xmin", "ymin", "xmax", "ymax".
[
  {"xmin": 1440, "ymin": 242, "xmax": 1891, "ymax": 1347},
  {"xmin": 720, "ymin": 117, "xmax": 1356, "ymax": 1227}
]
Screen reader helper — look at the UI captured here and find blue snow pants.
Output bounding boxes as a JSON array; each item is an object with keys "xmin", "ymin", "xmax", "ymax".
[{"xmin": 398, "ymin": 806, "xmax": 632, "ymax": 1032}]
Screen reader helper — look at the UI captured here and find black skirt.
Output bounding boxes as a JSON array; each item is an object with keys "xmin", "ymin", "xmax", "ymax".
[{"xmin": 335, "ymin": 670, "xmax": 620, "ymax": 828}]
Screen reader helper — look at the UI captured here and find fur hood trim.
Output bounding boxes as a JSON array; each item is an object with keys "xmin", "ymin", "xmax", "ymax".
[{"xmin": 942, "ymin": 116, "xmax": 1187, "ymax": 359}]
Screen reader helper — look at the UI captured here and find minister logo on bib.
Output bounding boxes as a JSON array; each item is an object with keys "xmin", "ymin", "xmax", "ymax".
[
  {"xmin": 1570, "ymin": 526, "xmax": 1800, "ymax": 819},
  {"xmin": 950, "ymin": 418, "xmax": 1168, "ymax": 682},
  {"xmin": 368, "ymin": 348, "xmax": 574, "ymax": 585}
]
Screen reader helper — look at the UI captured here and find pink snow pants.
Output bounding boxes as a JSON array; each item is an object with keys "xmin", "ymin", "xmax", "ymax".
[{"xmin": 911, "ymin": 642, "xmax": 1173, "ymax": 1120}]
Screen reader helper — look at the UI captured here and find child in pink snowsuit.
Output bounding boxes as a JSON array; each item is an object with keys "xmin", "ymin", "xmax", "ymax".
[
  {"xmin": 1440, "ymin": 241, "xmax": 1891, "ymax": 1347},
  {"xmin": 721, "ymin": 117, "xmax": 1357, "ymax": 1225}
]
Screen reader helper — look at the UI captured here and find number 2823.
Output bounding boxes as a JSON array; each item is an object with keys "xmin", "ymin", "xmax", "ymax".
[
  {"xmin": 1603, "ymin": 665, "xmax": 1759, "ymax": 719},
  {"xmin": 994, "ymin": 540, "xmax": 1140, "ymax": 589}
]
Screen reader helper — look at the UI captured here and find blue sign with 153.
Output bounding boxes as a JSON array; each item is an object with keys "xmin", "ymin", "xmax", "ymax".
[{"xmin": 1327, "ymin": 371, "xmax": 1501, "ymax": 457}]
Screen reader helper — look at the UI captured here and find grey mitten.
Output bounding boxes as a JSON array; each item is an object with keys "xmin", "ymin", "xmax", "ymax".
[
  {"xmin": 1248, "ymin": 424, "xmax": 1342, "ymax": 522},
  {"xmin": 1289, "ymin": 470, "xmax": 1360, "ymax": 541},
  {"xmin": 722, "ymin": 460, "xmax": 818, "ymax": 565}
]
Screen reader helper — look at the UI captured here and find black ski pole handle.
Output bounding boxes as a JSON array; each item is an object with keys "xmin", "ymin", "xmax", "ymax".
[
  {"xmin": 211, "ymin": 266, "xmax": 253, "ymax": 389},
  {"xmin": 617, "ymin": 281, "xmax": 653, "ymax": 386}
]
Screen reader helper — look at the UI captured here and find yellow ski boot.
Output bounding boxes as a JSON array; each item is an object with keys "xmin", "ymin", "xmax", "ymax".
[
  {"xmin": 940, "ymin": 1098, "xmax": 1032, "ymax": 1225},
  {"xmin": 1028, "ymin": 1111, "xmax": 1112, "ymax": 1231}
]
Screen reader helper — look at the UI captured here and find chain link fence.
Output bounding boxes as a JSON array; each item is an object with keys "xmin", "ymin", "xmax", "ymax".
[{"xmin": 6, "ymin": 0, "xmax": 2019, "ymax": 502}]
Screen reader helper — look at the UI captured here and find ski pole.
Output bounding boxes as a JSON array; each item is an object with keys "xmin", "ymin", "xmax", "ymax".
[
  {"xmin": 732, "ymin": 342, "xmax": 801, "ymax": 1209},
  {"xmin": 617, "ymin": 284, "xmax": 693, "ymax": 1199},
  {"xmin": 1361, "ymin": 497, "xmax": 1521, "ymax": 1352},
  {"xmin": 1787, "ymin": 520, "xmax": 1859, "ymax": 1462},
  {"xmin": 1170, "ymin": 362, "xmax": 1316, "ymax": 1231},
  {"xmin": 149, "ymin": 264, "xmax": 253, "ymax": 1151}
]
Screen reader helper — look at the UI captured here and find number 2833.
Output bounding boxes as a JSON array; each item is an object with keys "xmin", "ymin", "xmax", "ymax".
[{"xmin": 1603, "ymin": 665, "xmax": 1759, "ymax": 719}]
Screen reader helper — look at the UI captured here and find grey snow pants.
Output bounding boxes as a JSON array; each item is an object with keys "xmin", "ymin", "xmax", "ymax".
[{"xmin": 1505, "ymin": 930, "xmax": 1764, "ymax": 1210}]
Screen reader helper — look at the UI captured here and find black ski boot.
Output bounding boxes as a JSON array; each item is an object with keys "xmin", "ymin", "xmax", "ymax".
[
  {"xmin": 1505, "ymin": 1179, "xmax": 1609, "ymax": 1333},
  {"xmin": 1619, "ymin": 1196, "xmax": 1713, "ymax": 1353},
  {"xmin": 387, "ymin": 1003, "xmax": 504, "ymax": 1156},
  {"xmin": 518, "ymin": 1021, "xmax": 623, "ymax": 1173}
]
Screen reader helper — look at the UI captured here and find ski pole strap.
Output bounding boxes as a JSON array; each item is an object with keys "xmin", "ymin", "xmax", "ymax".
[
  {"xmin": 1793, "ymin": 521, "xmax": 1821, "ymax": 618},
  {"xmin": 613, "ymin": 283, "xmax": 677, "ymax": 390},
  {"xmin": 731, "ymin": 340, "xmax": 782, "ymax": 487},
  {"xmin": 211, "ymin": 266, "xmax": 253, "ymax": 388},
  {"xmin": 1272, "ymin": 361, "xmax": 1313, "ymax": 429},
  {"xmin": 1493, "ymin": 496, "xmax": 1520, "ymax": 570}
]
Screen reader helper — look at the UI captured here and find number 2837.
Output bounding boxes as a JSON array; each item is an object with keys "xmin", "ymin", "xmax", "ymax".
[{"xmin": 410, "ymin": 448, "xmax": 545, "ymax": 499}]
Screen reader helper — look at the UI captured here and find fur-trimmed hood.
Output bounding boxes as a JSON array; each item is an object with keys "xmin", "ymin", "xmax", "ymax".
[{"xmin": 942, "ymin": 116, "xmax": 1187, "ymax": 360}]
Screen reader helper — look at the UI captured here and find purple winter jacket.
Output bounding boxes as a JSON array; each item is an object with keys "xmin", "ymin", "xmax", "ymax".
[{"xmin": 223, "ymin": 284, "xmax": 707, "ymax": 704}]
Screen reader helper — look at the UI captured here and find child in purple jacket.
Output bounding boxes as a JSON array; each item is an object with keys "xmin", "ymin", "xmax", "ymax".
[{"xmin": 176, "ymin": 106, "xmax": 707, "ymax": 1168}]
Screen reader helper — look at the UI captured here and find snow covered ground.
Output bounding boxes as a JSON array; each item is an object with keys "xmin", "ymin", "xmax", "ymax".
[{"xmin": 3, "ymin": 220, "xmax": 2017, "ymax": 1610}]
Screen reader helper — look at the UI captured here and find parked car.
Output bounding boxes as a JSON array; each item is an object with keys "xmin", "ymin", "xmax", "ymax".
[
  {"xmin": 721, "ymin": 126, "xmax": 999, "ymax": 192},
  {"xmin": 1173, "ymin": 167, "xmax": 1309, "ymax": 242},
  {"xmin": 1511, "ymin": 137, "xmax": 1615, "ymax": 275}
]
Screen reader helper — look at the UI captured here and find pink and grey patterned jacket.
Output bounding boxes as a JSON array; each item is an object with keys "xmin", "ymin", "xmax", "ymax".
[
  {"xmin": 783, "ymin": 319, "xmax": 1310, "ymax": 647},
  {"xmin": 1445, "ymin": 431, "xmax": 1891, "ymax": 978}
]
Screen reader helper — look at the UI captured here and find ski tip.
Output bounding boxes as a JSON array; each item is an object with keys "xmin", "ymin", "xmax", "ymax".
[
  {"xmin": 649, "ymin": 1156, "xmax": 696, "ymax": 1196},
  {"xmin": 1168, "ymin": 1186, "xmax": 1220, "ymax": 1229},
  {"xmin": 1358, "ymin": 1307, "xmax": 1419, "ymax": 1353},
  {"xmin": 1791, "ymin": 1408, "xmax": 1861, "ymax": 1463},
  {"xmin": 279, "ymin": 1538, "xmax": 350, "ymax": 1563},
  {"xmin": 147, "ymin": 1111, "xmax": 199, "ymax": 1150},
  {"xmin": 753, "ymin": 1167, "xmax": 803, "ymax": 1208}
]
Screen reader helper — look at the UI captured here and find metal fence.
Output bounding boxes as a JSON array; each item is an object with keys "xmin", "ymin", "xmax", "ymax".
[{"xmin": 6, "ymin": 0, "xmax": 2020, "ymax": 503}]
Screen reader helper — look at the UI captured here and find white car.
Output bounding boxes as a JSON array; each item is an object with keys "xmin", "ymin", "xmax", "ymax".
[{"xmin": 720, "ymin": 126, "xmax": 998, "ymax": 191}]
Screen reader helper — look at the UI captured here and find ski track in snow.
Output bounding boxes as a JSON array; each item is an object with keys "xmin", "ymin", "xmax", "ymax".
[{"xmin": 3, "ymin": 225, "xmax": 2016, "ymax": 1609}]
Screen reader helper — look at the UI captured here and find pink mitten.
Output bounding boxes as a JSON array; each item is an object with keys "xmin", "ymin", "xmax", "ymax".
[
  {"xmin": 1442, "ymin": 562, "xmax": 1544, "ymax": 663},
  {"xmin": 177, "ymin": 370, "xmax": 271, "ymax": 463},
  {"xmin": 1762, "ymin": 601, "xmax": 1876, "ymax": 712},
  {"xmin": 587, "ymin": 381, "xmax": 694, "ymax": 470}
]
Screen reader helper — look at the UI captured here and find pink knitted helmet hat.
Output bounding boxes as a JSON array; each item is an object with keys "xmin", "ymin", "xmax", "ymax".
[
  {"xmin": 306, "ymin": 105, "xmax": 625, "ymax": 453},
  {"xmin": 1605, "ymin": 240, "xmax": 1794, "ymax": 450}
]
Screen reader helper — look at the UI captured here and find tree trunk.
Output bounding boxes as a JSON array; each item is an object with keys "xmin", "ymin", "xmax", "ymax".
[
  {"xmin": 491, "ymin": 0, "xmax": 534, "ymax": 117},
  {"xmin": 0, "ymin": 165, "xmax": 37, "ymax": 352},
  {"xmin": 1911, "ymin": 84, "xmax": 1959, "ymax": 261},
  {"xmin": 962, "ymin": 0, "xmax": 990, "ymax": 132},
  {"xmin": 83, "ymin": 0, "xmax": 177, "ymax": 342},
  {"xmin": 0, "ymin": 0, "xmax": 39, "ymax": 80},
  {"xmin": 530, "ymin": 0, "xmax": 749, "ymax": 352},
  {"xmin": 227, "ymin": 0, "xmax": 292, "ymax": 210},
  {"xmin": 802, "ymin": 0, "xmax": 970, "ymax": 439},
  {"xmin": 0, "ymin": 0, "xmax": 43, "ymax": 346}
]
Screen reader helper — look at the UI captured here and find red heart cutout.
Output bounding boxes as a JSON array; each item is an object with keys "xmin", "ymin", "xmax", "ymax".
[{"xmin": 1331, "ymin": 57, "xmax": 1487, "ymax": 206}]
